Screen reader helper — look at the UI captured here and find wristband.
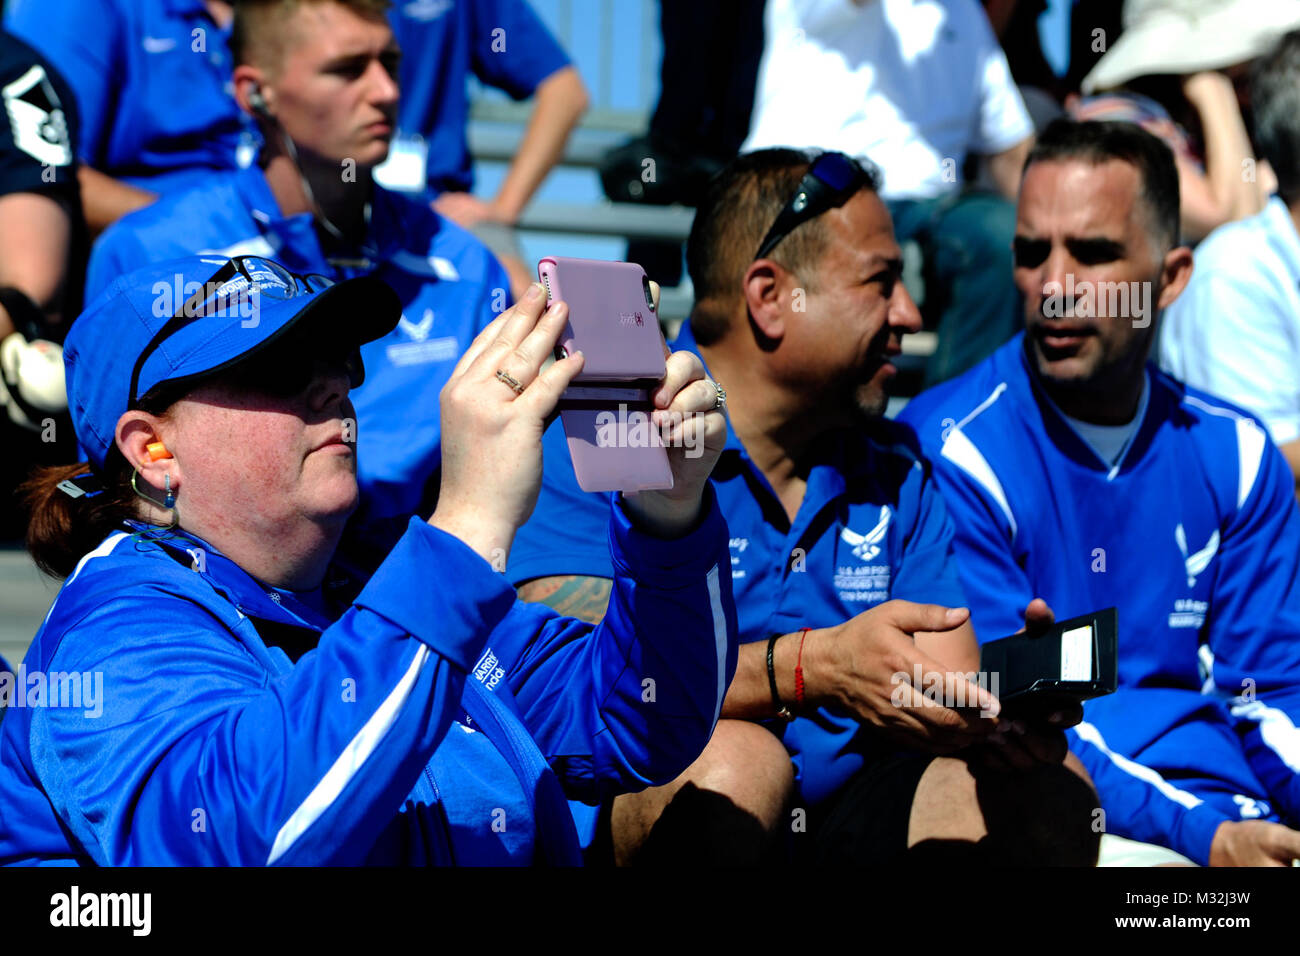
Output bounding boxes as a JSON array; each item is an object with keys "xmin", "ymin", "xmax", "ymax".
[
  {"xmin": 766, "ymin": 633, "xmax": 794, "ymax": 722},
  {"xmin": 794, "ymin": 627, "xmax": 811, "ymax": 708}
]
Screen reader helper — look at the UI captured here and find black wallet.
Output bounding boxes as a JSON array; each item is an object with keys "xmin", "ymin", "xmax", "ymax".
[{"xmin": 978, "ymin": 607, "xmax": 1119, "ymax": 720}]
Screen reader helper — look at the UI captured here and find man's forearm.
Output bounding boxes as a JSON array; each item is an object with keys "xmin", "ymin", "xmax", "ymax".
[
  {"xmin": 78, "ymin": 165, "xmax": 156, "ymax": 235},
  {"xmin": 492, "ymin": 66, "xmax": 588, "ymax": 222},
  {"xmin": 985, "ymin": 136, "xmax": 1033, "ymax": 202},
  {"xmin": 721, "ymin": 632, "xmax": 813, "ymax": 720}
]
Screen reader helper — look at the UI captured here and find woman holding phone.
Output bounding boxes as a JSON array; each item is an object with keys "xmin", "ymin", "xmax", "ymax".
[{"xmin": 0, "ymin": 255, "xmax": 736, "ymax": 865}]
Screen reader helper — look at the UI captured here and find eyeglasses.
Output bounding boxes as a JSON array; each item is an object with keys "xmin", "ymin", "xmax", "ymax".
[
  {"xmin": 128, "ymin": 256, "xmax": 341, "ymax": 407},
  {"xmin": 753, "ymin": 151, "xmax": 874, "ymax": 262}
]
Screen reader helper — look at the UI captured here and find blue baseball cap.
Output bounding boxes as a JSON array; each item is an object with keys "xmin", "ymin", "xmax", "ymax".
[{"xmin": 65, "ymin": 255, "xmax": 402, "ymax": 473}]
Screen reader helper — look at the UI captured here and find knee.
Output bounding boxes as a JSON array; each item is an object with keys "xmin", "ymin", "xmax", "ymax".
[
  {"xmin": 610, "ymin": 719, "xmax": 795, "ymax": 866},
  {"xmin": 687, "ymin": 719, "xmax": 795, "ymax": 826},
  {"xmin": 973, "ymin": 757, "xmax": 1103, "ymax": 866}
]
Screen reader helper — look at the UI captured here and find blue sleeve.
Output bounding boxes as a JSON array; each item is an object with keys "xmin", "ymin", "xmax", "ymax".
[
  {"xmin": 32, "ymin": 520, "xmax": 517, "ymax": 865},
  {"xmin": 507, "ymin": 417, "xmax": 617, "ymax": 585},
  {"xmin": 494, "ymin": 486, "xmax": 739, "ymax": 800},
  {"xmin": 84, "ymin": 222, "xmax": 145, "ymax": 302},
  {"xmin": 6, "ymin": 0, "xmax": 119, "ymax": 166},
  {"xmin": 468, "ymin": 0, "xmax": 571, "ymax": 98},
  {"xmin": 923, "ymin": 443, "xmax": 1033, "ymax": 643},
  {"xmin": 890, "ymin": 454, "xmax": 967, "ymax": 610},
  {"xmin": 1204, "ymin": 430, "xmax": 1300, "ymax": 820},
  {"xmin": 1070, "ymin": 721, "xmax": 1228, "ymax": 865}
]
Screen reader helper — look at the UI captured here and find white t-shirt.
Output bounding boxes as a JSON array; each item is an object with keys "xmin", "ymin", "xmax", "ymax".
[
  {"xmin": 741, "ymin": 0, "xmax": 1033, "ymax": 201},
  {"xmin": 1160, "ymin": 197, "xmax": 1300, "ymax": 446}
]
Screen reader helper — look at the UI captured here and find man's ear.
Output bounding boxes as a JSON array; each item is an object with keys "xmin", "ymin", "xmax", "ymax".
[
  {"xmin": 116, "ymin": 411, "xmax": 177, "ymax": 496},
  {"xmin": 1155, "ymin": 245, "xmax": 1194, "ymax": 310},
  {"xmin": 233, "ymin": 65, "xmax": 271, "ymax": 117},
  {"xmin": 743, "ymin": 259, "xmax": 789, "ymax": 342}
]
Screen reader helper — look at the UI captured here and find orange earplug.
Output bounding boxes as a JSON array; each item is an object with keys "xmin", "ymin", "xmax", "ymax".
[{"xmin": 146, "ymin": 442, "xmax": 172, "ymax": 462}]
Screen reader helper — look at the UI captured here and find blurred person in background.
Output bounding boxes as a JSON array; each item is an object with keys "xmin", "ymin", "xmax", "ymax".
[
  {"xmin": 1161, "ymin": 29, "xmax": 1300, "ymax": 494},
  {"xmin": 0, "ymin": 25, "xmax": 86, "ymax": 541},
  {"xmin": 1070, "ymin": 0, "xmax": 1298, "ymax": 242},
  {"xmin": 599, "ymin": 0, "xmax": 766, "ymax": 288},
  {"xmin": 4, "ymin": 0, "xmax": 250, "ymax": 234},
  {"xmin": 742, "ymin": 0, "xmax": 1035, "ymax": 386},
  {"xmin": 385, "ymin": 0, "xmax": 588, "ymax": 298}
]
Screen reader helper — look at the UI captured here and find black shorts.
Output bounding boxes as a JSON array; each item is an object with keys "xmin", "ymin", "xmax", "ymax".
[{"xmin": 808, "ymin": 751, "xmax": 935, "ymax": 866}]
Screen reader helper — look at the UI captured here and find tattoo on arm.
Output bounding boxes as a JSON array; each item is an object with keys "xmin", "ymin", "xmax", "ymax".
[{"xmin": 517, "ymin": 575, "xmax": 613, "ymax": 624}]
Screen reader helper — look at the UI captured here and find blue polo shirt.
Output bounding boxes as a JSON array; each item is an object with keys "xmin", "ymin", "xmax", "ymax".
[
  {"xmin": 5, "ymin": 0, "xmax": 252, "ymax": 194},
  {"xmin": 85, "ymin": 164, "xmax": 510, "ymax": 534},
  {"xmin": 390, "ymin": 0, "xmax": 570, "ymax": 193},
  {"xmin": 508, "ymin": 320, "xmax": 967, "ymax": 808}
]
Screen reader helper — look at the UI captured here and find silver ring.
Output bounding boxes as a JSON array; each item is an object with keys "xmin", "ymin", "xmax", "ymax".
[
  {"xmin": 710, "ymin": 380, "xmax": 727, "ymax": 411},
  {"xmin": 495, "ymin": 368, "xmax": 525, "ymax": 395}
]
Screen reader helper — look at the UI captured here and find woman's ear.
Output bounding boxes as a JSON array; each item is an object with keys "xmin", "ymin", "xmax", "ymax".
[{"xmin": 116, "ymin": 411, "xmax": 175, "ymax": 495}]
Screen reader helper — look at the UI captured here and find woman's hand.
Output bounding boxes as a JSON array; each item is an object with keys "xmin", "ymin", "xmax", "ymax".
[
  {"xmin": 429, "ymin": 283, "xmax": 584, "ymax": 565},
  {"xmin": 619, "ymin": 346, "xmax": 729, "ymax": 538}
]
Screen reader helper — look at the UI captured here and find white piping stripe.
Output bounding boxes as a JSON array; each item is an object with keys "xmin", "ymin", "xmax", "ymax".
[
  {"xmin": 1183, "ymin": 396, "xmax": 1267, "ymax": 509},
  {"xmin": 941, "ymin": 429, "xmax": 1018, "ymax": 539},
  {"xmin": 952, "ymin": 381, "xmax": 1008, "ymax": 433},
  {"xmin": 1234, "ymin": 417, "xmax": 1266, "ymax": 509},
  {"xmin": 267, "ymin": 643, "xmax": 431, "ymax": 864},
  {"xmin": 705, "ymin": 565, "xmax": 728, "ymax": 729},
  {"xmin": 1073, "ymin": 721, "xmax": 1203, "ymax": 810},
  {"xmin": 1230, "ymin": 700, "xmax": 1300, "ymax": 773},
  {"xmin": 39, "ymin": 532, "xmax": 131, "ymax": 630}
]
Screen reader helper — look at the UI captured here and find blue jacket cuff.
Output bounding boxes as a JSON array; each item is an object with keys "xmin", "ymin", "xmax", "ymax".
[
  {"xmin": 1180, "ymin": 803, "xmax": 1230, "ymax": 866},
  {"xmin": 608, "ymin": 483, "xmax": 730, "ymax": 588},
  {"xmin": 353, "ymin": 517, "xmax": 518, "ymax": 671}
]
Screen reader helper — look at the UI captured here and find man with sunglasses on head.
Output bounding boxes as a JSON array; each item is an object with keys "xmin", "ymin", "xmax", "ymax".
[
  {"xmin": 900, "ymin": 119, "xmax": 1300, "ymax": 866},
  {"xmin": 506, "ymin": 148, "xmax": 1100, "ymax": 866},
  {"xmin": 83, "ymin": 0, "xmax": 509, "ymax": 560}
]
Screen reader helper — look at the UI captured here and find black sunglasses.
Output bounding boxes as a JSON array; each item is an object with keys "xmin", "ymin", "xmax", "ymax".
[
  {"xmin": 754, "ymin": 151, "xmax": 874, "ymax": 262},
  {"xmin": 128, "ymin": 256, "xmax": 343, "ymax": 407}
]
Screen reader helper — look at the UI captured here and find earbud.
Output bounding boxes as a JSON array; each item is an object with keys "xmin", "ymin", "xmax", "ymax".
[
  {"xmin": 146, "ymin": 441, "xmax": 172, "ymax": 462},
  {"xmin": 248, "ymin": 85, "xmax": 268, "ymax": 114}
]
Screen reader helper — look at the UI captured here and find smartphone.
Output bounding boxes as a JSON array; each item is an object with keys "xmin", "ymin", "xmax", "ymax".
[
  {"xmin": 978, "ymin": 607, "xmax": 1118, "ymax": 722},
  {"xmin": 538, "ymin": 257, "xmax": 674, "ymax": 494}
]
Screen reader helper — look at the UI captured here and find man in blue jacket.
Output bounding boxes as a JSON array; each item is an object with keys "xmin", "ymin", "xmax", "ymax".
[
  {"xmin": 900, "ymin": 119, "xmax": 1300, "ymax": 866},
  {"xmin": 86, "ymin": 0, "xmax": 510, "ymax": 546},
  {"xmin": 509, "ymin": 148, "xmax": 1101, "ymax": 865}
]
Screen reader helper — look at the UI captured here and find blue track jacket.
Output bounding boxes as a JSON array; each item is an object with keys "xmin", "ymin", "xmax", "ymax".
[
  {"xmin": 901, "ymin": 334, "xmax": 1300, "ymax": 864},
  {"xmin": 0, "ymin": 493, "xmax": 738, "ymax": 865}
]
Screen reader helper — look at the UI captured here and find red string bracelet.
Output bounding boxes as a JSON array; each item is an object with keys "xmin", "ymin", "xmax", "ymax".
[{"xmin": 794, "ymin": 627, "xmax": 811, "ymax": 709}]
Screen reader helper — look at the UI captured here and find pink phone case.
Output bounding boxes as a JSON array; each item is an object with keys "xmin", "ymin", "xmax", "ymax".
[{"xmin": 538, "ymin": 257, "xmax": 674, "ymax": 494}]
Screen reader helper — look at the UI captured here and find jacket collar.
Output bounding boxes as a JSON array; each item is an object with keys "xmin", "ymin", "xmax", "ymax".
[{"xmin": 123, "ymin": 521, "xmax": 336, "ymax": 631}]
